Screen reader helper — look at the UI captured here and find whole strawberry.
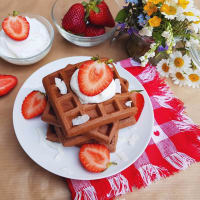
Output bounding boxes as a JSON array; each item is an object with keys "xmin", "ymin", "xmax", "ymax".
[
  {"xmin": 85, "ymin": 24, "xmax": 105, "ymax": 36},
  {"xmin": 84, "ymin": 0, "xmax": 115, "ymax": 27},
  {"xmin": 62, "ymin": 3, "xmax": 86, "ymax": 34}
]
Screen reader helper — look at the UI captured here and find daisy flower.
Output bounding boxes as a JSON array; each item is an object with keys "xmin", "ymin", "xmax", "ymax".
[
  {"xmin": 157, "ymin": 59, "xmax": 171, "ymax": 77},
  {"xmin": 185, "ymin": 69, "xmax": 200, "ymax": 88},
  {"xmin": 169, "ymin": 51, "xmax": 191, "ymax": 72},
  {"xmin": 182, "ymin": 8, "xmax": 200, "ymax": 22},
  {"xmin": 170, "ymin": 69, "xmax": 188, "ymax": 86},
  {"xmin": 188, "ymin": 14, "xmax": 200, "ymax": 33}
]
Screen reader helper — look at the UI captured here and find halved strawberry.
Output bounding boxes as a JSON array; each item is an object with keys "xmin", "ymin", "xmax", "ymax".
[
  {"xmin": 79, "ymin": 144, "xmax": 110, "ymax": 173},
  {"xmin": 22, "ymin": 91, "xmax": 47, "ymax": 119},
  {"xmin": 2, "ymin": 11, "xmax": 30, "ymax": 41},
  {"xmin": 131, "ymin": 91, "xmax": 144, "ymax": 121},
  {"xmin": 78, "ymin": 60, "xmax": 113, "ymax": 96},
  {"xmin": 0, "ymin": 75, "xmax": 17, "ymax": 96}
]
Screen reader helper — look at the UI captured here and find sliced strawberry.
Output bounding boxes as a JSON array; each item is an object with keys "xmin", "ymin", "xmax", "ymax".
[
  {"xmin": 2, "ymin": 11, "xmax": 30, "ymax": 41},
  {"xmin": 131, "ymin": 92, "xmax": 144, "ymax": 121},
  {"xmin": 78, "ymin": 60, "xmax": 113, "ymax": 96},
  {"xmin": 79, "ymin": 144, "xmax": 110, "ymax": 173},
  {"xmin": 85, "ymin": 24, "xmax": 105, "ymax": 37},
  {"xmin": 0, "ymin": 75, "xmax": 17, "ymax": 96},
  {"xmin": 22, "ymin": 91, "xmax": 47, "ymax": 119}
]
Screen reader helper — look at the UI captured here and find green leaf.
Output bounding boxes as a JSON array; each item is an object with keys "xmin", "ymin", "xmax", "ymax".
[
  {"xmin": 115, "ymin": 8, "xmax": 128, "ymax": 23},
  {"xmin": 106, "ymin": 59, "xmax": 113, "ymax": 64},
  {"xmin": 91, "ymin": 56, "xmax": 99, "ymax": 61},
  {"xmin": 97, "ymin": 0, "xmax": 102, "ymax": 4},
  {"xmin": 13, "ymin": 10, "xmax": 19, "ymax": 16},
  {"xmin": 93, "ymin": 6, "xmax": 100, "ymax": 13},
  {"xmin": 81, "ymin": 1, "xmax": 87, "ymax": 7}
]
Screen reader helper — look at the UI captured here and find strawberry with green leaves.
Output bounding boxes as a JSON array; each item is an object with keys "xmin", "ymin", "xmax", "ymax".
[
  {"xmin": 2, "ymin": 11, "xmax": 30, "ymax": 41},
  {"xmin": 83, "ymin": 0, "xmax": 115, "ymax": 27},
  {"xmin": 62, "ymin": 3, "xmax": 86, "ymax": 34},
  {"xmin": 0, "ymin": 75, "xmax": 17, "ymax": 96},
  {"xmin": 22, "ymin": 91, "xmax": 47, "ymax": 119}
]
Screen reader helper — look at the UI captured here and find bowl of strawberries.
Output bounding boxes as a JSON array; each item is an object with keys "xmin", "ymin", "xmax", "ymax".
[{"xmin": 51, "ymin": 0, "xmax": 119, "ymax": 47}]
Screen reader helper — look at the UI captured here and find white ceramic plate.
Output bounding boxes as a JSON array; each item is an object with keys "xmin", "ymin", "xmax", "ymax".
[{"xmin": 13, "ymin": 56, "xmax": 154, "ymax": 180}]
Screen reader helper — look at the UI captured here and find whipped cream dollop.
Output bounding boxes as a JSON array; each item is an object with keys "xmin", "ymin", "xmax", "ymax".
[
  {"xmin": 70, "ymin": 69, "xmax": 116, "ymax": 104},
  {"xmin": 0, "ymin": 17, "xmax": 50, "ymax": 58}
]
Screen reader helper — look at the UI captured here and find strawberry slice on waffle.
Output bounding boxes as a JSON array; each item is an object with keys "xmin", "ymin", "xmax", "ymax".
[{"xmin": 78, "ymin": 59, "xmax": 113, "ymax": 96}]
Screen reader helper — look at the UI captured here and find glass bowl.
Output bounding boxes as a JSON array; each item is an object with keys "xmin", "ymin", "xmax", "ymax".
[
  {"xmin": 0, "ymin": 14, "xmax": 54, "ymax": 65},
  {"xmin": 51, "ymin": 0, "xmax": 119, "ymax": 47}
]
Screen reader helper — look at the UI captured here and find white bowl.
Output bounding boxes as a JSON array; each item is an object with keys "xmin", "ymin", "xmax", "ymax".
[{"xmin": 0, "ymin": 14, "xmax": 54, "ymax": 65}]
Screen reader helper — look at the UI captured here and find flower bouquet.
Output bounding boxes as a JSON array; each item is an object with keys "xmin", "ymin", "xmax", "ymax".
[{"xmin": 115, "ymin": 0, "xmax": 200, "ymax": 88}]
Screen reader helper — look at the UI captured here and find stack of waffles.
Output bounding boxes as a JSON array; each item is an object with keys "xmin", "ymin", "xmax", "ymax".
[{"xmin": 41, "ymin": 60, "xmax": 138, "ymax": 152}]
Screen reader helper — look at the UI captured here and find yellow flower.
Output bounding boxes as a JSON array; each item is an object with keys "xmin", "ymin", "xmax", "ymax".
[
  {"xmin": 161, "ymin": 4, "xmax": 177, "ymax": 15},
  {"xmin": 148, "ymin": 16, "xmax": 161, "ymax": 27},
  {"xmin": 183, "ymin": 11, "xmax": 195, "ymax": 16},
  {"xmin": 148, "ymin": 0, "xmax": 164, "ymax": 4},
  {"xmin": 194, "ymin": 16, "xmax": 200, "ymax": 24},
  {"xmin": 144, "ymin": 2, "xmax": 158, "ymax": 16},
  {"xmin": 188, "ymin": 74, "xmax": 200, "ymax": 82},
  {"xmin": 178, "ymin": 0, "xmax": 190, "ymax": 9}
]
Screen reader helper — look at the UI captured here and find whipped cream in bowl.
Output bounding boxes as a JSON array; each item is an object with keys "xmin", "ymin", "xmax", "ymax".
[{"xmin": 0, "ymin": 14, "xmax": 54, "ymax": 65}]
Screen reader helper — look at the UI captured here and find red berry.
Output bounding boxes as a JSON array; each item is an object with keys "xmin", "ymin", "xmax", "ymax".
[
  {"xmin": 89, "ymin": 1, "xmax": 115, "ymax": 27},
  {"xmin": 78, "ymin": 60, "xmax": 113, "ymax": 96},
  {"xmin": 22, "ymin": 91, "xmax": 47, "ymax": 119},
  {"xmin": 0, "ymin": 75, "xmax": 17, "ymax": 96},
  {"xmin": 79, "ymin": 144, "xmax": 110, "ymax": 173},
  {"xmin": 85, "ymin": 24, "xmax": 105, "ymax": 37},
  {"xmin": 2, "ymin": 11, "xmax": 30, "ymax": 41},
  {"xmin": 131, "ymin": 92, "xmax": 144, "ymax": 121},
  {"xmin": 62, "ymin": 3, "xmax": 86, "ymax": 34}
]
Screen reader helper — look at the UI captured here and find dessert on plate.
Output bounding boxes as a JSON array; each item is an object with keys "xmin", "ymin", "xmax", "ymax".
[{"xmin": 21, "ymin": 57, "xmax": 144, "ymax": 173}]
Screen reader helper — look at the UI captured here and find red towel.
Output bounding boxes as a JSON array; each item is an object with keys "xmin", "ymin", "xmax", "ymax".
[{"xmin": 66, "ymin": 58, "xmax": 200, "ymax": 200}]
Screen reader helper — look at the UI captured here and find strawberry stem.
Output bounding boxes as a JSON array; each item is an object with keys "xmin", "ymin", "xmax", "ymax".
[
  {"xmin": 107, "ymin": 162, "xmax": 117, "ymax": 168},
  {"xmin": 91, "ymin": 56, "xmax": 100, "ymax": 61},
  {"xmin": 13, "ymin": 10, "xmax": 19, "ymax": 16},
  {"xmin": 106, "ymin": 59, "xmax": 113, "ymax": 64},
  {"xmin": 130, "ymin": 89, "xmax": 143, "ymax": 93}
]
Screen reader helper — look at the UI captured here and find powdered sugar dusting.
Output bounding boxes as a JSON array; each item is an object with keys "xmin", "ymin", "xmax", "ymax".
[
  {"xmin": 72, "ymin": 114, "xmax": 90, "ymax": 126},
  {"xmin": 128, "ymin": 134, "xmax": 139, "ymax": 146},
  {"xmin": 116, "ymin": 150, "xmax": 128, "ymax": 162},
  {"xmin": 125, "ymin": 100, "xmax": 132, "ymax": 107},
  {"xmin": 55, "ymin": 77, "xmax": 67, "ymax": 94},
  {"xmin": 115, "ymin": 79, "xmax": 121, "ymax": 93}
]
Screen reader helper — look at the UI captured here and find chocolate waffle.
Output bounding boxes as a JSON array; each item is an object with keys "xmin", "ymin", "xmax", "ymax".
[
  {"xmin": 46, "ymin": 124, "xmax": 118, "ymax": 152},
  {"xmin": 42, "ymin": 60, "xmax": 137, "ymax": 138},
  {"xmin": 42, "ymin": 101, "xmax": 136, "ymax": 137},
  {"xmin": 43, "ymin": 101, "xmax": 120, "ymax": 144}
]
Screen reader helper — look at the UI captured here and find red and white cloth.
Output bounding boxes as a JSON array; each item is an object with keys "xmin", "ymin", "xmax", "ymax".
[{"xmin": 66, "ymin": 58, "xmax": 200, "ymax": 200}]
